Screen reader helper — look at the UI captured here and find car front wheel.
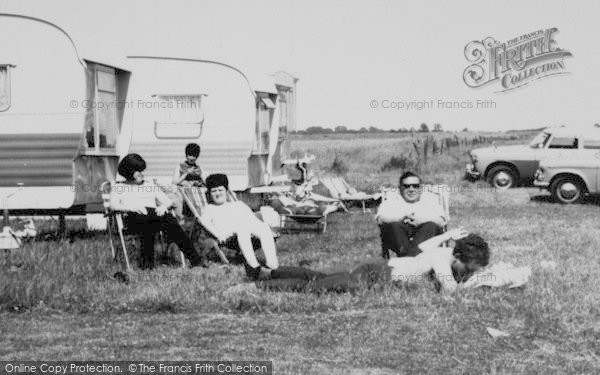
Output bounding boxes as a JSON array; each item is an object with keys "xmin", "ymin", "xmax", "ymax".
[
  {"xmin": 487, "ymin": 166, "xmax": 516, "ymax": 190},
  {"xmin": 551, "ymin": 178, "xmax": 584, "ymax": 204}
]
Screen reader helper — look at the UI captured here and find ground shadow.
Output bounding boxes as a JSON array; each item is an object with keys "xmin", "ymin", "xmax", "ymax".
[{"xmin": 530, "ymin": 194, "xmax": 600, "ymax": 207}]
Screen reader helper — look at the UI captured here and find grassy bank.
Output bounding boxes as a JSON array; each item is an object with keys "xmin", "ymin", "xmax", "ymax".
[{"xmin": 1, "ymin": 132, "xmax": 599, "ymax": 373}]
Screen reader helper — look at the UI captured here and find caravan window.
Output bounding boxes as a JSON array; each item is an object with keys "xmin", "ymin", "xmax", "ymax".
[
  {"xmin": 583, "ymin": 139, "xmax": 600, "ymax": 149},
  {"xmin": 277, "ymin": 87, "xmax": 293, "ymax": 137},
  {"xmin": 254, "ymin": 94, "xmax": 275, "ymax": 154},
  {"xmin": 96, "ymin": 68, "xmax": 118, "ymax": 148},
  {"xmin": 85, "ymin": 65, "xmax": 122, "ymax": 151},
  {"xmin": 0, "ymin": 65, "xmax": 14, "ymax": 112},
  {"xmin": 155, "ymin": 95, "xmax": 204, "ymax": 138},
  {"xmin": 278, "ymin": 92, "xmax": 288, "ymax": 128}
]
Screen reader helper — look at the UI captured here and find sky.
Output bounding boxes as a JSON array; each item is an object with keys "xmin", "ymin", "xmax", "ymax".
[{"xmin": 2, "ymin": 0, "xmax": 600, "ymax": 131}]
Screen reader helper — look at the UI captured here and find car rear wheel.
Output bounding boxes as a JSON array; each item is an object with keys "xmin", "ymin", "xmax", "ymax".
[
  {"xmin": 551, "ymin": 178, "xmax": 584, "ymax": 204},
  {"xmin": 487, "ymin": 166, "xmax": 516, "ymax": 190}
]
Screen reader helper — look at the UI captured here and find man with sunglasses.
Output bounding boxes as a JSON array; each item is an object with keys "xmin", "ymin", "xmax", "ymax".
[{"xmin": 376, "ymin": 171, "xmax": 447, "ymax": 258}]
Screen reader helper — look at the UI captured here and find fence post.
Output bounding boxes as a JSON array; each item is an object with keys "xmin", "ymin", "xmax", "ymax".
[{"xmin": 412, "ymin": 141, "xmax": 421, "ymax": 171}]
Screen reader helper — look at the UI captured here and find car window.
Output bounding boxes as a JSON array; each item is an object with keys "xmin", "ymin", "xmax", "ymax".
[
  {"xmin": 583, "ymin": 139, "xmax": 600, "ymax": 149},
  {"xmin": 529, "ymin": 132, "xmax": 551, "ymax": 148},
  {"xmin": 548, "ymin": 137, "xmax": 578, "ymax": 149}
]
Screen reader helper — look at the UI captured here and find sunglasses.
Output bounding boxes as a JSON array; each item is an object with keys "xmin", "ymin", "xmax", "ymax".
[{"xmin": 402, "ymin": 183, "xmax": 421, "ymax": 189}]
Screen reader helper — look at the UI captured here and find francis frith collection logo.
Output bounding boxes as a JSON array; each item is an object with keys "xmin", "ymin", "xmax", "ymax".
[{"xmin": 463, "ymin": 28, "xmax": 572, "ymax": 92}]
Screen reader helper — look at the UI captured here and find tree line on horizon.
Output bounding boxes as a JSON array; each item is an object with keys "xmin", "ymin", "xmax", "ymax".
[{"xmin": 291, "ymin": 123, "xmax": 470, "ymax": 135}]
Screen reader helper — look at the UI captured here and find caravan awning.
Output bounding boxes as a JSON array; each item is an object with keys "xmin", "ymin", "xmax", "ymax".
[{"xmin": 261, "ymin": 97, "xmax": 276, "ymax": 109}]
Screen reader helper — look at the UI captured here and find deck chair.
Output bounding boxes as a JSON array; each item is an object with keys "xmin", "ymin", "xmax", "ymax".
[
  {"xmin": 379, "ymin": 184, "xmax": 450, "ymax": 257},
  {"xmin": 177, "ymin": 185, "xmax": 241, "ymax": 264},
  {"xmin": 101, "ymin": 181, "xmax": 186, "ymax": 272},
  {"xmin": 275, "ymin": 193, "xmax": 339, "ymax": 233},
  {"xmin": 320, "ymin": 176, "xmax": 381, "ymax": 213},
  {"xmin": 380, "ymin": 184, "xmax": 450, "ymax": 227}
]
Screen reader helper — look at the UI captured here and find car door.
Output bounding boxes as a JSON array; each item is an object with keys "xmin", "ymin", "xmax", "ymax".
[{"xmin": 531, "ymin": 135, "xmax": 578, "ymax": 176}]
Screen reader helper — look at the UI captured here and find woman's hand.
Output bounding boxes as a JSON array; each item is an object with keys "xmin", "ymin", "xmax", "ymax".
[
  {"xmin": 130, "ymin": 204, "xmax": 148, "ymax": 215},
  {"xmin": 216, "ymin": 235, "xmax": 228, "ymax": 244},
  {"xmin": 448, "ymin": 227, "xmax": 468, "ymax": 241},
  {"xmin": 155, "ymin": 204, "xmax": 170, "ymax": 216}
]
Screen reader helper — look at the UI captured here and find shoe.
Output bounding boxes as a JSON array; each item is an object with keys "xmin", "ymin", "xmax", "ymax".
[
  {"xmin": 257, "ymin": 267, "xmax": 272, "ymax": 281},
  {"xmin": 245, "ymin": 265, "xmax": 261, "ymax": 280}
]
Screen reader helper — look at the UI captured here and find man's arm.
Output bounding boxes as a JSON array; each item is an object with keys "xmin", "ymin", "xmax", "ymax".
[
  {"xmin": 375, "ymin": 199, "xmax": 409, "ymax": 224},
  {"xmin": 405, "ymin": 194, "xmax": 447, "ymax": 227}
]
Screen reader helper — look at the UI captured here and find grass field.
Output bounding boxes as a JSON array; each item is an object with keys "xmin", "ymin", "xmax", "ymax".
[{"xmin": 1, "ymin": 132, "xmax": 600, "ymax": 374}]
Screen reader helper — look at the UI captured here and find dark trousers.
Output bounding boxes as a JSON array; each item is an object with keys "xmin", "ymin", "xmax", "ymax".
[
  {"xmin": 125, "ymin": 208, "xmax": 202, "ymax": 269},
  {"xmin": 379, "ymin": 221, "xmax": 442, "ymax": 259},
  {"xmin": 256, "ymin": 260, "xmax": 391, "ymax": 293}
]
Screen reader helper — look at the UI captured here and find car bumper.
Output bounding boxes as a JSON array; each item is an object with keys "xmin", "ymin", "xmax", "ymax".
[
  {"xmin": 533, "ymin": 180, "xmax": 550, "ymax": 188},
  {"xmin": 465, "ymin": 163, "xmax": 481, "ymax": 179}
]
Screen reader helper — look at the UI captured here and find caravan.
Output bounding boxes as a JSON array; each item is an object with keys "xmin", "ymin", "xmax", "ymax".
[
  {"xmin": 0, "ymin": 14, "xmax": 298, "ymax": 222},
  {"xmin": 0, "ymin": 14, "xmax": 131, "ymax": 215},
  {"xmin": 123, "ymin": 56, "xmax": 297, "ymax": 191}
]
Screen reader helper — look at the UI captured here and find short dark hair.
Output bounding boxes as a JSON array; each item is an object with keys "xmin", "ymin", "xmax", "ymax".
[
  {"xmin": 452, "ymin": 233, "xmax": 490, "ymax": 268},
  {"xmin": 399, "ymin": 171, "xmax": 420, "ymax": 184},
  {"xmin": 185, "ymin": 143, "xmax": 201, "ymax": 157},
  {"xmin": 205, "ymin": 173, "xmax": 229, "ymax": 191},
  {"xmin": 117, "ymin": 153, "xmax": 146, "ymax": 181}
]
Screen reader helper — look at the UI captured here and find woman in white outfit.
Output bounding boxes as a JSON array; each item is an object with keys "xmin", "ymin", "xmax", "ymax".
[{"xmin": 199, "ymin": 174, "xmax": 279, "ymax": 279}]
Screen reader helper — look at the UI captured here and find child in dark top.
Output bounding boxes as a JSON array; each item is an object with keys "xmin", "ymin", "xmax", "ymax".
[
  {"xmin": 172, "ymin": 143, "xmax": 205, "ymax": 187},
  {"xmin": 169, "ymin": 143, "xmax": 205, "ymax": 224}
]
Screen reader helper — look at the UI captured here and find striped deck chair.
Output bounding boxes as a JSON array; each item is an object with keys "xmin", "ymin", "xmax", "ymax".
[
  {"xmin": 101, "ymin": 181, "xmax": 186, "ymax": 272},
  {"xmin": 320, "ymin": 176, "xmax": 382, "ymax": 213},
  {"xmin": 177, "ymin": 186, "xmax": 236, "ymax": 264}
]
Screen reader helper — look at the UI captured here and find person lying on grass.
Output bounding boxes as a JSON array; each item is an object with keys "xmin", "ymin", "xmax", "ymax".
[
  {"xmin": 198, "ymin": 173, "xmax": 279, "ymax": 279},
  {"xmin": 231, "ymin": 228, "xmax": 489, "ymax": 293}
]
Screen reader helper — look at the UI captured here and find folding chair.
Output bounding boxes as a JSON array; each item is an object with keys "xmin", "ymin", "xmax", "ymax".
[
  {"xmin": 319, "ymin": 176, "xmax": 381, "ymax": 213},
  {"xmin": 378, "ymin": 184, "xmax": 451, "ymax": 257},
  {"xmin": 380, "ymin": 184, "xmax": 450, "ymax": 226},
  {"xmin": 274, "ymin": 193, "xmax": 339, "ymax": 233},
  {"xmin": 422, "ymin": 184, "xmax": 450, "ymax": 234},
  {"xmin": 178, "ymin": 185, "xmax": 237, "ymax": 264},
  {"xmin": 101, "ymin": 181, "xmax": 186, "ymax": 272}
]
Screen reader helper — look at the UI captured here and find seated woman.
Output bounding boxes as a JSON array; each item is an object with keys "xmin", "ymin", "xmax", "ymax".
[
  {"xmin": 199, "ymin": 174, "xmax": 279, "ymax": 279},
  {"xmin": 110, "ymin": 153, "xmax": 204, "ymax": 270},
  {"xmin": 249, "ymin": 228, "xmax": 489, "ymax": 293}
]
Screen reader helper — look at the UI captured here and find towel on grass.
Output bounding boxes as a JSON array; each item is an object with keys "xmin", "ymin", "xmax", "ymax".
[{"xmin": 463, "ymin": 262, "xmax": 532, "ymax": 289}]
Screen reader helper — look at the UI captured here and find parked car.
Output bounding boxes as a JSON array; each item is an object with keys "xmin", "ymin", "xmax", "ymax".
[
  {"xmin": 534, "ymin": 154, "xmax": 600, "ymax": 203},
  {"xmin": 466, "ymin": 126, "xmax": 600, "ymax": 189}
]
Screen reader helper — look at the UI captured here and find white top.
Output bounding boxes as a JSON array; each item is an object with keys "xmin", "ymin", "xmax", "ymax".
[
  {"xmin": 201, "ymin": 201, "xmax": 258, "ymax": 238},
  {"xmin": 387, "ymin": 247, "xmax": 457, "ymax": 291},
  {"xmin": 376, "ymin": 191, "xmax": 446, "ymax": 226},
  {"xmin": 111, "ymin": 181, "xmax": 170, "ymax": 209}
]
